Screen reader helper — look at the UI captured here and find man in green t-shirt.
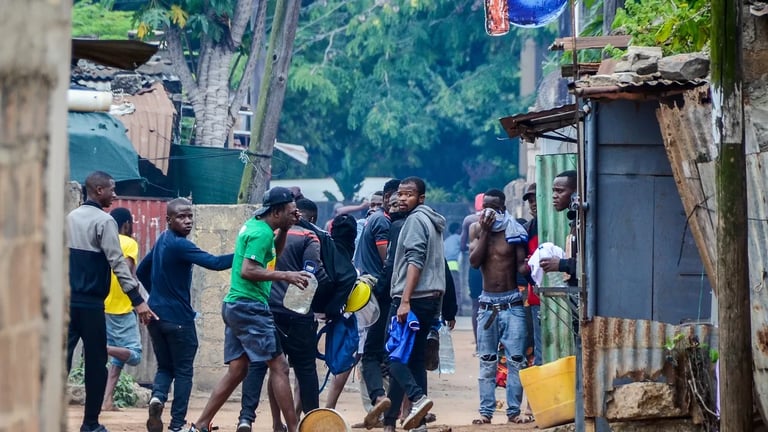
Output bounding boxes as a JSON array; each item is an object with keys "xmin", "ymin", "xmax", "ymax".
[{"xmin": 189, "ymin": 187, "xmax": 310, "ymax": 432}]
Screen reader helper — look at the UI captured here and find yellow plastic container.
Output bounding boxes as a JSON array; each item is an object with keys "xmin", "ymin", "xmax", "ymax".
[{"xmin": 519, "ymin": 355, "xmax": 576, "ymax": 428}]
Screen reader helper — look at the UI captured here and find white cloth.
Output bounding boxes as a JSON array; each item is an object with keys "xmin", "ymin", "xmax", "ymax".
[{"xmin": 528, "ymin": 242, "xmax": 566, "ymax": 286}]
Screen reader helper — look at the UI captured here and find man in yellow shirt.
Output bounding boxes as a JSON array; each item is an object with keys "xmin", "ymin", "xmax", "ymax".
[{"xmin": 102, "ymin": 207, "xmax": 143, "ymax": 411}]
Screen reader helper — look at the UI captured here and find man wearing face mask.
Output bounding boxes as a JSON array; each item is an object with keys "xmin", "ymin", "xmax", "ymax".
[{"xmin": 468, "ymin": 188, "xmax": 531, "ymax": 425}]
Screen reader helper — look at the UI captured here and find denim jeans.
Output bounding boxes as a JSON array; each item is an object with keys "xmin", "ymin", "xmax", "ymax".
[
  {"xmin": 239, "ymin": 313, "xmax": 318, "ymax": 423},
  {"xmin": 477, "ymin": 304, "xmax": 526, "ymax": 419},
  {"xmin": 384, "ymin": 296, "xmax": 440, "ymax": 427},
  {"xmin": 147, "ymin": 320, "xmax": 199, "ymax": 430},
  {"xmin": 531, "ymin": 305, "xmax": 542, "ymax": 366}
]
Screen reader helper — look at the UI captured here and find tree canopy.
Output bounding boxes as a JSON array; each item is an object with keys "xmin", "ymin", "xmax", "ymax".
[{"xmin": 272, "ymin": 0, "xmax": 554, "ymax": 199}]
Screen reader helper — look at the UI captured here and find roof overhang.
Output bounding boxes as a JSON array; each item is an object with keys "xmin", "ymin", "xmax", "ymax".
[{"xmin": 499, "ymin": 104, "xmax": 582, "ymax": 143}]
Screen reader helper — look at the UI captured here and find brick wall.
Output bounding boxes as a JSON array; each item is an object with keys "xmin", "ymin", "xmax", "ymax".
[{"xmin": 0, "ymin": 0, "xmax": 71, "ymax": 430}]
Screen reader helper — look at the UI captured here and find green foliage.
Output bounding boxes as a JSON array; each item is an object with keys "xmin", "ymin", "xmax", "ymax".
[
  {"xmin": 135, "ymin": 0, "xmax": 238, "ymax": 42},
  {"xmin": 275, "ymin": 0, "xmax": 554, "ymax": 199},
  {"xmin": 72, "ymin": 0, "xmax": 135, "ymax": 39},
  {"xmin": 68, "ymin": 360, "xmax": 139, "ymax": 408},
  {"xmin": 612, "ymin": 0, "xmax": 711, "ymax": 55}
]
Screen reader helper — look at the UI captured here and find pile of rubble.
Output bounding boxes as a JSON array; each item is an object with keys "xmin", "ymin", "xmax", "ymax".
[{"xmin": 577, "ymin": 46, "xmax": 710, "ymax": 87}]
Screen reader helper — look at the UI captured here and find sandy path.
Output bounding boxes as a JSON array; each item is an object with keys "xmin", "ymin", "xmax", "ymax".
[{"xmin": 68, "ymin": 317, "xmax": 538, "ymax": 432}]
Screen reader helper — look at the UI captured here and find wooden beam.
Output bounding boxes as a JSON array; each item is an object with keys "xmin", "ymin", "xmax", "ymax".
[
  {"xmin": 549, "ymin": 35, "xmax": 631, "ymax": 51},
  {"xmin": 712, "ymin": 0, "xmax": 751, "ymax": 428},
  {"xmin": 561, "ymin": 63, "xmax": 601, "ymax": 77}
]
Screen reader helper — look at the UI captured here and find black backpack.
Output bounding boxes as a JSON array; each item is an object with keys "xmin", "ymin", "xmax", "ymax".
[{"xmin": 298, "ymin": 219, "xmax": 357, "ymax": 318}]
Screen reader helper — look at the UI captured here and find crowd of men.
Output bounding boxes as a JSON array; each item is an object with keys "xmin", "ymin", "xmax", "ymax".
[{"xmin": 67, "ymin": 170, "xmax": 578, "ymax": 432}]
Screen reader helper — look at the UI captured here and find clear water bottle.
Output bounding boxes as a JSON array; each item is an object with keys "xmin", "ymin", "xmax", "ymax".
[
  {"xmin": 438, "ymin": 325, "xmax": 456, "ymax": 374},
  {"xmin": 283, "ymin": 261, "xmax": 318, "ymax": 315}
]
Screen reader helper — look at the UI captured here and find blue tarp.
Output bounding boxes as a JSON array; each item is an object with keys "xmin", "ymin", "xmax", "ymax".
[{"xmin": 68, "ymin": 112, "xmax": 141, "ymax": 184}]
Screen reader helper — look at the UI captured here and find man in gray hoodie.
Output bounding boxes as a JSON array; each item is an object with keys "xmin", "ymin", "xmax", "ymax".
[{"xmin": 384, "ymin": 176, "xmax": 446, "ymax": 432}]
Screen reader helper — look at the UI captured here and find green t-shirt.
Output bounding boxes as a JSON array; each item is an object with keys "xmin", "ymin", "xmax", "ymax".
[{"xmin": 225, "ymin": 218, "xmax": 276, "ymax": 304}]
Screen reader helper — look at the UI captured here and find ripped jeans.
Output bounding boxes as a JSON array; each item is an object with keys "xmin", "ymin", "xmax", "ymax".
[{"xmin": 476, "ymin": 296, "xmax": 527, "ymax": 419}]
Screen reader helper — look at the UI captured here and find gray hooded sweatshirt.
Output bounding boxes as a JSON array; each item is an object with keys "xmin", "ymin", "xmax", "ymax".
[{"xmin": 390, "ymin": 204, "xmax": 447, "ymax": 299}]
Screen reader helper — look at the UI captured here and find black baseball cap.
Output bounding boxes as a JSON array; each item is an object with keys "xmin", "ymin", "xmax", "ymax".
[
  {"xmin": 254, "ymin": 186, "xmax": 294, "ymax": 217},
  {"xmin": 522, "ymin": 183, "xmax": 536, "ymax": 202}
]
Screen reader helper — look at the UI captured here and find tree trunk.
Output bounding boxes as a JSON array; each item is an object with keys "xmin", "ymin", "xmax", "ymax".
[
  {"xmin": 0, "ymin": 0, "xmax": 71, "ymax": 430},
  {"xmin": 192, "ymin": 43, "xmax": 236, "ymax": 147},
  {"xmin": 238, "ymin": 0, "xmax": 302, "ymax": 203},
  {"xmin": 712, "ymin": 0, "xmax": 751, "ymax": 430}
]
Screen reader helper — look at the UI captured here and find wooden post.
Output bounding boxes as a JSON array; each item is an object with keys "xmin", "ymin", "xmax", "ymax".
[
  {"xmin": 237, "ymin": 0, "xmax": 302, "ymax": 203},
  {"xmin": 711, "ymin": 0, "xmax": 751, "ymax": 429}
]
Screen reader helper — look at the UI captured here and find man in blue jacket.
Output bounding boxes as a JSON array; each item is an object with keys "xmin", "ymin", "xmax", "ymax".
[
  {"xmin": 67, "ymin": 171, "xmax": 156, "ymax": 432},
  {"xmin": 138, "ymin": 198, "xmax": 234, "ymax": 432}
]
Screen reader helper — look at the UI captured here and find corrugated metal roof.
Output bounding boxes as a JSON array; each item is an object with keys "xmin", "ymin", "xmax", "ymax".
[
  {"xmin": 571, "ymin": 77, "xmax": 708, "ymax": 100},
  {"xmin": 535, "ymin": 153, "xmax": 579, "ymax": 362},
  {"xmin": 581, "ymin": 316, "xmax": 717, "ymax": 418},
  {"xmin": 499, "ymin": 104, "xmax": 581, "ymax": 143},
  {"xmin": 114, "ymin": 82, "xmax": 176, "ymax": 174}
]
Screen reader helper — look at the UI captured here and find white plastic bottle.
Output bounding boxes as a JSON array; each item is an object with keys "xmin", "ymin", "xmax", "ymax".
[
  {"xmin": 283, "ymin": 261, "xmax": 318, "ymax": 315},
  {"xmin": 438, "ymin": 325, "xmax": 456, "ymax": 374}
]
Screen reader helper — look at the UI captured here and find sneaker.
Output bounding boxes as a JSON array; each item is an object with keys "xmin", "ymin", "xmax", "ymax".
[
  {"xmin": 236, "ymin": 420, "xmax": 252, "ymax": 432},
  {"xmin": 425, "ymin": 329, "xmax": 440, "ymax": 371},
  {"xmin": 186, "ymin": 423, "xmax": 218, "ymax": 432},
  {"xmin": 409, "ymin": 425, "xmax": 428, "ymax": 432},
  {"xmin": 146, "ymin": 397, "xmax": 164, "ymax": 432},
  {"xmin": 401, "ymin": 395, "xmax": 433, "ymax": 430},
  {"xmin": 81, "ymin": 424, "xmax": 110, "ymax": 432},
  {"xmin": 364, "ymin": 396, "xmax": 391, "ymax": 429}
]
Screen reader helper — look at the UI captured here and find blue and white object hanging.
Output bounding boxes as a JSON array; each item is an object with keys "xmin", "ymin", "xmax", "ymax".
[{"xmin": 508, "ymin": 0, "xmax": 569, "ymax": 28}]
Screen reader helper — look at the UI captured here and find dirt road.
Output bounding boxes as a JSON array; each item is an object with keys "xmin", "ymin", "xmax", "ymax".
[{"xmin": 68, "ymin": 317, "xmax": 538, "ymax": 431}]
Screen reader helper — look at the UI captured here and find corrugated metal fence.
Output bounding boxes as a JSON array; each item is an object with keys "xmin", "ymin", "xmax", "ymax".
[{"xmin": 535, "ymin": 153, "xmax": 579, "ymax": 362}]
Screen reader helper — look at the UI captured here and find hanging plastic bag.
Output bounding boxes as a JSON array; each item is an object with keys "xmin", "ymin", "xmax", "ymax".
[{"xmin": 438, "ymin": 325, "xmax": 455, "ymax": 374}]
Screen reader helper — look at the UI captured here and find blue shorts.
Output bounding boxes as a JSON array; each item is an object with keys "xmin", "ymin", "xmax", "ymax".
[
  {"xmin": 105, "ymin": 311, "xmax": 142, "ymax": 367},
  {"xmin": 222, "ymin": 299, "xmax": 282, "ymax": 364}
]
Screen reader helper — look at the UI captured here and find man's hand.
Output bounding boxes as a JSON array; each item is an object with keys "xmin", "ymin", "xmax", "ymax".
[
  {"xmin": 539, "ymin": 257, "xmax": 560, "ymax": 272},
  {"xmin": 478, "ymin": 209, "xmax": 494, "ymax": 232},
  {"xmin": 396, "ymin": 301, "xmax": 411, "ymax": 323},
  {"xmin": 135, "ymin": 302, "xmax": 159, "ymax": 325},
  {"xmin": 446, "ymin": 319, "xmax": 456, "ymax": 330},
  {"xmin": 284, "ymin": 271, "xmax": 310, "ymax": 288}
]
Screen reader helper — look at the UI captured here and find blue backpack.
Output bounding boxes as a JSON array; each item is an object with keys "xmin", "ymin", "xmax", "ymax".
[{"xmin": 316, "ymin": 314, "xmax": 359, "ymax": 391}]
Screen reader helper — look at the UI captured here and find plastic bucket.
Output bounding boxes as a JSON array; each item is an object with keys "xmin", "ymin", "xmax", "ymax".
[
  {"xmin": 519, "ymin": 355, "xmax": 576, "ymax": 428},
  {"xmin": 298, "ymin": 408, "xmax": 351, "ymax": 432}
]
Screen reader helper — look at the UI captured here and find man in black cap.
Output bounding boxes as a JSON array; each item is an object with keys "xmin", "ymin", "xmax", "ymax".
[{"xmin": 188, "ymin": 187, "xmax": 310, "ymax": 432}]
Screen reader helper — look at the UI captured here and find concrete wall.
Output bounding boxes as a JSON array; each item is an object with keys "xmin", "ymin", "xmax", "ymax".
[
  {"xmin": 0, "ymin": 1, "xmax": 71, "ymax": 431},
  {"xmin": 188, "ymin": 205, "xmax": 256, "ymax": 392}
]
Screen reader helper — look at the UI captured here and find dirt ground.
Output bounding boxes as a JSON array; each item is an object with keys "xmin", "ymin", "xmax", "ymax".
[{"xmin": 68, "ymin": 317, "xmax": 538, "ymax": 432}]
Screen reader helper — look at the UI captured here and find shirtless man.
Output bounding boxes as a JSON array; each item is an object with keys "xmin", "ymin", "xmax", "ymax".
[{"xmin": 468, "ymin": 188, "xmax": 532, "ymax": 425}]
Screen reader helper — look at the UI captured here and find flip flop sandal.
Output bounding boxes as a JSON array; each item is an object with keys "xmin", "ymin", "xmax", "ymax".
[
  {"xmin": 472, "ymin": 416, "xmax": 492, "ymax": 425},
  {"xmin": 509, "ymin": 414, "xmax": 535, "ymax": 424}
]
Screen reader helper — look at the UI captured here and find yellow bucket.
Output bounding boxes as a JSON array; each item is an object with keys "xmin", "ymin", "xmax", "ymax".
[
  {"xmin": 298, "ymin": 408, "xmax": 351, "ymax": 432},
  {"xmin": 519, "ymin": 355, "xmax": 576, "ymax": 428}
]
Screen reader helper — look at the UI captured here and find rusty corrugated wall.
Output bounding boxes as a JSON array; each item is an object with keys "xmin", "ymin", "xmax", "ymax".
[
  {"xmin": 115, "ymin": 81, "xmax": 176, "ymax": 175},
  {"xmin": 657, "ymin": 85, "xmax": 768, "ymax": 420},
  {"xmin": 110, "ymin": 197, "xmax": 168, "ymax": 383},
  {"xmin": 581, "ymin": 316, "xmax": 717, "ymax": 418},
  {"xmin": 112, "ymin": 197, "xmax": 169, "ymax": 257},
  {"xmin": 535, "ymin": 153, "xmax": 579, "ymax": 362}
]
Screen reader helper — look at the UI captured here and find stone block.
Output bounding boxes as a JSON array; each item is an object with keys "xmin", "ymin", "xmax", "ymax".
[
  {"xmin": 622, "ymin": 46, "xmax": 663, "ymax": 61},
  {"xmin": 606, "ymin": 382, "xmax": 686, "ymax": 421},
  {"xmin": 615, "ymin": 73, "xmax": 642, "ymax": 84},
  {"xmin": 658, "ymin": 53, "xmax": 710, "ymax": 81},
  {"xmin": 588, "ymin": 74, "xmax": 620, "ymax": 87},
  {"xmin": 633, "ymin": 59, "xmax": 658, "ymax": 75},
  {"xmin": 67, "ymin": 383, "xmax": 86, "ymax": 405}
]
